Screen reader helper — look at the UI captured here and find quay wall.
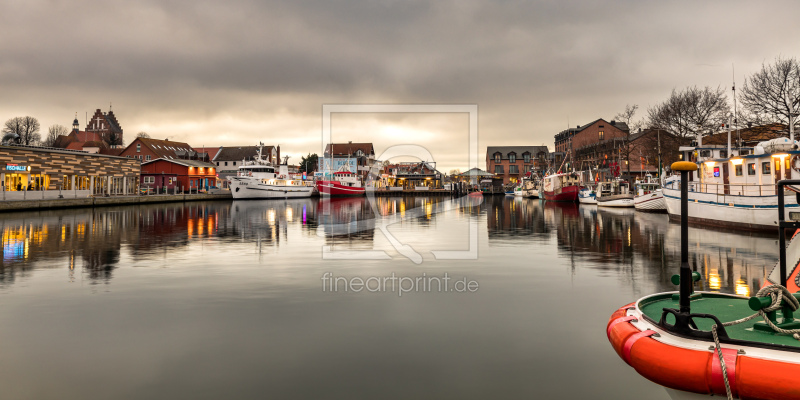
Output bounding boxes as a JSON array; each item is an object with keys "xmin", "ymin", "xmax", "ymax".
[{"xmin": 0, "ymin": 193, "xmax": 232, "ymax": 213}]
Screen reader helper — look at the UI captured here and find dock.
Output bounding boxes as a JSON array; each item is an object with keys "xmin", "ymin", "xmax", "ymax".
[{"xmin": 0, "ymin": 192, "xmax": 233, "ymax": 213}]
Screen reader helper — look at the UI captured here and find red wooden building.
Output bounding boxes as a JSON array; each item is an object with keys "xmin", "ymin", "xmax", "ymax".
[{"xmin": 141, "ymin": 158, "xmax": 217, "ymax": 192}]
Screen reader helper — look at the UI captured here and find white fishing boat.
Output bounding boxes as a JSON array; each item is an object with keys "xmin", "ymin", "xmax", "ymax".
[
  {"xmin": 663, "ymin": 137, "xmax": 800, "ymax": 230},
  {"xmin": 596, "ymin": 180, "xmax": 634, "ymax": 207},
  {"xmin": 228, "ymin": 144, "xmax": 314, "ymax": 199},
  {"xmin": 633, "ymin": 178, "xmax": 666, "ymax": 212},
  {"xmin": 578, "ymin": 184, "xmax": 597, "ymax": 204}
]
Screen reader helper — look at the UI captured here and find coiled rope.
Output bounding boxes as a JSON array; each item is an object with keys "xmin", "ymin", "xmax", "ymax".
[{"xmin": 711, "ymin": 284, "xmax": 800, "ymax": 400}]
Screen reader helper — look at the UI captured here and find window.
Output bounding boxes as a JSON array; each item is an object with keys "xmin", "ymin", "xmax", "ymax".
[
  {"xmin": 137, "ymin": 144, "xmax": 141, "ymax": 152},
  {"xmin": 225, "ymin": 161, "xmax": 228, "ymax": 166},
  {"xmin": 233, "ymin": 161, "xmax": 237, "ymax": 166},
  {"xmin": 143, "ymin": 176, "xmax": 154, "ymax": 184},
  {"xmin": 747, "ymin": 163, "xmax": 756, "ymax": 175},
  {"xmin": 719, "ymin": 150, "xmax": 728, "ymax": 158},
  {"xmin": 762, "ymin": 162, "xmax": 771, "ymax": 175},
  {"xmin": 735, "ymin": 164, "xmax": 743, "ymax": 176},
  {"xmin": 509, "ymin": 153, "xmax": 516, "ymax": 163},
  {"xmin": 146, "ymin": 155, "xmax": 151, "ymax": 161},
  {"xmin": 509, "ymin": 165, "xmax": 519, "ymax": 174},
  {"xmin": 356, "ymin": 150, "xmax": 364, "ymax": 157},
  {"xmin": 599, "ymin": 131, "xmax": 605, "ymax": 140},
  {"xmin": 523, "ymin": 153, "xmax": 531, "ymax": 163},
  {"xmin": 494, "ymin": 165, "xmax": 504, "ymax": 174},
  {"xmin": 494, "ymin": 153, "xmax": 501, "ymax": 163}
]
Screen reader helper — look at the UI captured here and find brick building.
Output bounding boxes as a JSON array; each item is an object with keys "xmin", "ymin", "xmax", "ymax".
[
  {"xmin": 119, "ymin": 137, "xmax": 202, "ymax": 163},
  {"xmin": 554, "ymin": 119, "xmax": 629, "ymax": 169},
  {"xmin": 53, "ymin": 108, "xmax": 125, "ymax": 154},
  {"xmin": 485, "ymin": 145, "xmax": 549, "ymax": 184}
]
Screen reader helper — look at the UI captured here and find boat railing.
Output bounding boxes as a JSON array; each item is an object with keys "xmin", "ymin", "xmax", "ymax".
[{"xmin": 664, "ymin": 181, "xmax": 787, "ymax": 197}]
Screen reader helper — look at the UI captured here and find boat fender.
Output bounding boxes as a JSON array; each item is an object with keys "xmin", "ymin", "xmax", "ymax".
[
  {"xmin": 709, "ymin": 347, "xmax": 738, "ymax": 397},
  {"xmin": 621, "ymin": 330, "xmax": 657, "ymax": 365}
]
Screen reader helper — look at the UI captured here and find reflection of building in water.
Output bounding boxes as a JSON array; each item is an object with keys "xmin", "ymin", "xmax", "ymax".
[
  {"xmin": 318, "ymin": 197, "xmax": 375, "ymax": 246},
  {"xmin": 551, "ymin": 203, "xmax": 776, "ymax": 295},
  {"xmin": 486, "ymin": 196, "xmax": 550, "ymax": 240},
  {"xmin": 0, "ymin": 209, "xmax": 140, "ymax": 285}
]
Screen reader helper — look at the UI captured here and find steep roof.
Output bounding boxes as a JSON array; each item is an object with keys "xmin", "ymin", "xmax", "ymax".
[
  {"xmin": 325, "ymin": 142, "xmax": 374, "ymax": 157},
  {"xmin": 486, "ymin": 145, "xmax": 549, "ymax": 159},
  {"xmin": 555, "ymin": 118, "xmax": 630, "ymax": 139},
  {"xmin": 142, "ymin": 158, "xmax": 216, "ymax": 168},
  {"xmin": 194, "ymin": 146, "xmax": 221, "ymax": 160},
  {"xmin": 128, "ymin": 137, "xmax": 195, "ymax": 159},
  {"xmin": 214, "ymin": 145, "xmax": 261, "ymax": 161}
]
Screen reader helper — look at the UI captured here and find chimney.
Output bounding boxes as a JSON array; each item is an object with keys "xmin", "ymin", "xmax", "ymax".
[
  {"xmin": 348, "ymin": 141, "xmax": 352, "ymax": 144},
  {"xmin": 610, "ymin": 120, "xmax": 616, "ymax": 125}
]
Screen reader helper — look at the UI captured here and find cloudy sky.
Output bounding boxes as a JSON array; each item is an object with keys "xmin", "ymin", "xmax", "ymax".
[{"xmin": 1, "ymin": 0, "xmax": 798, "ymax": 171}]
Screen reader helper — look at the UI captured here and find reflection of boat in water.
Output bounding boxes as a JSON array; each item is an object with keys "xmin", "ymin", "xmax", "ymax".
[{"xmin": 316, "ymin": 197, "xmax": 375, "ymax": 238}]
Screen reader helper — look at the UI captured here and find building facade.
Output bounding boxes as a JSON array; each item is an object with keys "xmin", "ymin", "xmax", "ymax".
[
  {"xmin": 119, "ymin": 137, "xmax": 201, "ymax": 163},
  {"xmin": 141, "ymin": 158, "xmax": 217, "ymax": 192},
  {"xmin": 53, "ymin": 108, "xmax": 125, "ymax": 154},
  {"xmin": 0, "ymin": 144, "xmax": 140, "ymax": 199},
  {"xmin": 323, "ymin": 142, "xmax": 375, "ymax": 176},
  {"xmin": 212, "ymin": 145, "xmax": 280, "ymax": 188},
  {"xmin": 554, "ymin": 119, "xmax": 629, "ymax": 169},
  {"xmin": 485, "ymin": 146, "xmax": 549, "ymax": 184}
]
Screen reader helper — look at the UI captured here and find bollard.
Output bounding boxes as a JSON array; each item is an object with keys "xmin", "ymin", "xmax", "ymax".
[{"xmin": 671, "ymin": 161, "xmax": 698, "ymax": 313}]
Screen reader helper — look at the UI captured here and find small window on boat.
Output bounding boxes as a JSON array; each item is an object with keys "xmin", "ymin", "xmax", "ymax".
[
  {"xmin": 762, "ymin": 162, "xmax": 771, "ymax": 175},
  {"xmin": 735, "ymin": 164, "xmax": 743, "ymax": 176},
  {"xmin": 747, "ymin": 163, "xmax": 756, "ymax": 175},
  {"xmin": 719, "ymin": 150, "xmax": 728, "ymax": 158}
]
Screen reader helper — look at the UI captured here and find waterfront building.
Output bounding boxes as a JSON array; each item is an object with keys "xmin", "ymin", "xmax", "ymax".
[
  {"xmin": 485, "ymin": 145, "xmax": 549, "ymax": 184},
  {"xmin": 119, "ymin": 137, "xmax": 202, "ymax": 163},
  {"xmin": 554, "ymin": 119, "xmax": 629, "ymax": 168},
  {"xmin": 141, "ymin": 158, "xmax": 217, "ymax": 192},
  {"xmin": 212, "ymin": 145, "xmax": 280, "ymax": 188},
  {"xmin": 323, "ymin": 142, "xmax": 375, "ymax": 177},
  {"xmin": 574, "ymin": 128, "xmax": 679, "ymax": 181},
  {"xmin": 381, "ymin": 162, "xmax": 443, "ymax": 189},
  {"xmin": 0, "ymin": 144, "xmax": 140, "ymax": 199}
]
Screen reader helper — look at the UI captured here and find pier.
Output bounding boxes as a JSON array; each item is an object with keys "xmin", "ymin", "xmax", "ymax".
[{"xmin": 0, "ymin": 192, "xmax": 232, "ymax": 213}]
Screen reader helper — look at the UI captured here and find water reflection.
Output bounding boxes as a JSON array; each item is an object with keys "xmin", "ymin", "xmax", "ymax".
[{"xmin": 486, "ymin": 197, "xmax": 550, "ymax": 240}]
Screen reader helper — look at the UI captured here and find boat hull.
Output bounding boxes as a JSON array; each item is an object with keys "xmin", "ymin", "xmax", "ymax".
[
  {"xmin": 543, "ymin": 185, "xmax": 580, "ymax": 202},
  {"xmin": 608, "ymin": 296, "xmax": 800, "ymax": 400},
  {"xmin": 315, "ymin": 181, "xmax": 366, "ymax": 197},
  {"xmin": 229, "ymin": 178, "xmax": 314, "ymax": 199},
  {"xmin": 634, "ymin": 190, "xmax": 667, "ymax": 212},
  {"xmin": 597, "ymin": 194, "xmax": 634, "ymax": 207},
  {"xmin": 662, "ymin": 187, "xmax": 800, "ymax": 230}
]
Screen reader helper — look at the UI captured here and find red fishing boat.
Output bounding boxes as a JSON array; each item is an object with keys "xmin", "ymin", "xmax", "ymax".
[
  {"xmin": 542, "ymin": 172, "xmax": 582, "ymax": 202},
  {"xmin": 608, "ymin": 163, "xmax": 800, "ymax": 400},
  {"xmin": 315, "ymin": 171, "xmax": 365, "ymax": 197}
]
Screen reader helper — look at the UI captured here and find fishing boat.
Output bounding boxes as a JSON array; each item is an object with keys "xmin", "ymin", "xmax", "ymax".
[
  {"xmin": 315, "ymin": 170, "xmax": 366, "ymax": 197},
  {"xmin": 578, "ymin": 183, "xmax": 597, "ymax": 204},
  {"xmin": 596, "ymin": 180, "xmax": 634, "ymax": 207},
  {"xmin": 663, "ymin": 138, "xmax": 800, "ymax": 230},
  {"xmin": 608, "ymin": 163, "xmax": 800, "ymax": 400},
  {"xmin": 542, "ymin": 172, "xmax": 582, "ymax": 202},
  {"xmin": 633, "ymin": 178, "xmax": 667, "ymax": 212},
  {"xmin": 228, "ymin": 144, "xmax": 314, "ymax": 199}
]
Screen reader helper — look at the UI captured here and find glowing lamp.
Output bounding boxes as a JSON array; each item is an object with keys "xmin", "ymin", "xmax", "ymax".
[
  {"xmin": 772, "ymin": 153, "xmax": 789, "ymax": 159},
  {"xmin": 704, "ymin": 161, "xmax": 716, "ymax": 167},
  {"xmin": 730, "ymin": 158, "xmax": 744, "ymax": 165}
]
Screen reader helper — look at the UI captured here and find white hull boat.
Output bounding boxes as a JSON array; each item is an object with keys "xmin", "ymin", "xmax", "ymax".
[
  {"xmin": 228, "ymin": 143, "xmax": 314, "ymax": 200},
  {"xmin": 578, "ymin": 188, "xmax": 597, "ymax": 204}
]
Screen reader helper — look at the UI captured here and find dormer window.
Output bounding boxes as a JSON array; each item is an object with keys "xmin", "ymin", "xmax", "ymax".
[
  {"xmin": 494, "ymin": 153, "xmax": 501, "ymax": 163},
  {"xmin": 356, "ymin": 150, "xmax": 364, "ymax": 157},
  {"xmin": 509, "ymin": 153, "xmax": 516, "ymax": 163},
  {"xmin": 523, "ymin": 153, "xmax": 531, "ymax": 163}
]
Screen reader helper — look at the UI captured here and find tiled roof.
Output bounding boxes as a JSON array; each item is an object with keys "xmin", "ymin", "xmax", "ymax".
[
  {"xmin": 325, "ymin": 142, "xmax": 374, "ymax": 156},
  {"xmin": 213, "ymin": 145, "xmax": 264, "ymax": 161},
  {"xmin": 142, "ymin": 158, "xmax": 216, "ymax": 168},
  {"xmin": 702, "ymin": 123, "xmax": 788, "ymax": 146},
  {"xmin": 194, "ymin": 146, "xmax": 221, "ymax": 160},
  {"xmin": 134, "ymin": 137, "xmax": 195, "ymax": 159}
]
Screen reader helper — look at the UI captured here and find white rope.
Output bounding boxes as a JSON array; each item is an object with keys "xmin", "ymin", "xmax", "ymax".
[{"xmin": 710, "ymin": 284, "xmax": 800, "ymax": 399}]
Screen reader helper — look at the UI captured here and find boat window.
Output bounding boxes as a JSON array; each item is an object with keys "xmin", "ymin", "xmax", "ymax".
[
  {"xmin": 762, "ymin": 162, "xmax": 771, "ymax": 175},
  {"xmin": 719, "ymin": 150, "xmax": 728, "ymax": 158},
  {"xmin": 735, "ymin": 164, "xmax": 743, "ymax": 176},
  {"xmin": 747, "ymin": 163, "xmax": 756, "ymax": 175}
]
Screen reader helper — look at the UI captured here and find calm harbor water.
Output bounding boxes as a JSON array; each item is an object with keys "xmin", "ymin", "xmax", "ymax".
[{"xmin": 0, "ymin": 196, "xmax": 778, "ymax": 399}]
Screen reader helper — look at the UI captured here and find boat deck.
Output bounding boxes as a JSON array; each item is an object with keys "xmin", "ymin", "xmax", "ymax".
[{"xmin": 639, "ymin": 293, "xmax": 800, "ymax": 349}]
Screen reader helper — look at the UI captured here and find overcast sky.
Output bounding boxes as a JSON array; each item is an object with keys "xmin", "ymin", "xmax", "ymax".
[{"xmin": 1, "ymin": 0, "xmax": 798, "ymax": 171}]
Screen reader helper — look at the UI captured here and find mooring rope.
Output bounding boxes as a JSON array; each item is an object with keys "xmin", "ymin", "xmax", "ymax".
[{"xmin": 710, "ymin": 284, "xmax": 800, "ymax": 399}]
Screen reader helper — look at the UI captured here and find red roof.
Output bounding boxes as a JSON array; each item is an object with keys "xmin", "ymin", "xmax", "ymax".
[
  {"xmin": 325, "ymin": 142, "xmax": 374, "ymax": 157},
  {"xmin": 333, "ymin": 171, "xmax": 352, "ymax": 175},
  {"xmin": 194, "ymin": 146, "xmax": 221, "ymax": 160}
]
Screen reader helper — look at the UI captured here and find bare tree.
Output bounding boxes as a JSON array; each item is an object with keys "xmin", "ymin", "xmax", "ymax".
[
  {"xmin": 136, "ymin": 131, "xmax": 150, "ymax": 138},
  {"xmin": 647, "ymin": 86, "xmax": 730, "ymax": 140},
  {"xmin": 614, "ymin": 104, "xmax": 643, "ymax": 132},
  {"xmin": 3, "ymin": 116, "xmax": 41, "ymax": 145},
  {"xmin": 43, "ymin": 124, "xmax": 69, "ymax": 147},
  {"xmin": 740, "ymin": 56, "xmax": 800, "ymax": 130}
]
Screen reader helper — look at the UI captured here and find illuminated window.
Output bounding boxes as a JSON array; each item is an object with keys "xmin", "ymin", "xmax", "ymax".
[
  {"xmin": 762, "ymin": 162, "xmax": 771, "ymax": 175},
  {"xmin": 494, "ymin": 153, "xmax": 501, "ymax": 163},
  {"xmin": 747, "ymin": 163, "xmax": 756, "ymax": 175},
  {"xmin": 599, "ymin": 131, "xmax": 604, "ymax": 140}
]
